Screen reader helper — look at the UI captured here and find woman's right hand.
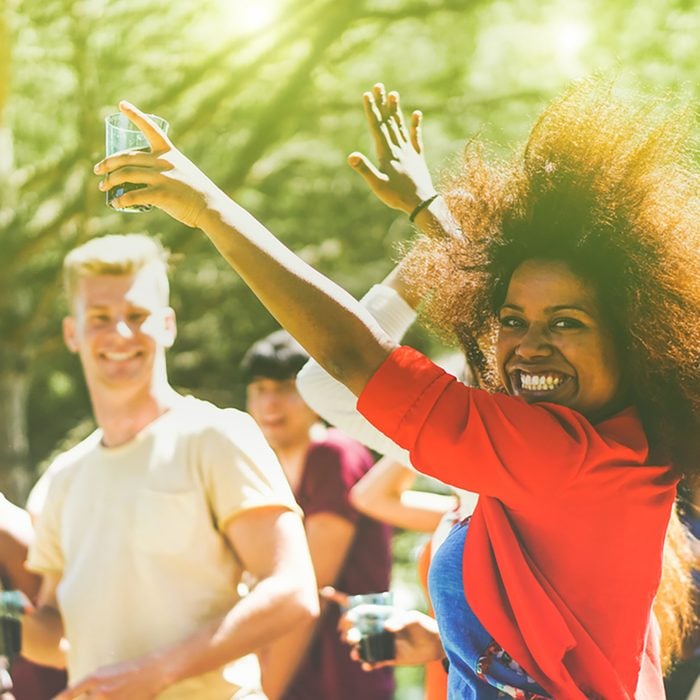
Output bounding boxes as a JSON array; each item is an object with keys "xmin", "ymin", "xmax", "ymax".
[
  {"xmin": 94, "ymin": 101, "xmax": 223, "ymax": 229},
  {"xmin": 349, "ymin": 83, "xmax": 437, "ymax": 215}
]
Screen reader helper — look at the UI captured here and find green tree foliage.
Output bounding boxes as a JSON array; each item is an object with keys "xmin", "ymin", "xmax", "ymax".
[{"xmin": 1, "ymin": 0, "xmax": 699, "ymax": 504}]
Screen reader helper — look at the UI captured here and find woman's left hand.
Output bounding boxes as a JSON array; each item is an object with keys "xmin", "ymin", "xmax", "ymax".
[
  {"xmin": 348, "ymin": 83, "xmax": 436, "ymax": 215},
  {"xmin": 94, "ymin": 101, "xmax": 222, "ymax": 228}
]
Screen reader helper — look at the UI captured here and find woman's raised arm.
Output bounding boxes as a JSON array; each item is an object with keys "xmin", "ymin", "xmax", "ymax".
[{"xmin": 94, "ymin": 100, "xmax": 396, "ymax": 396}]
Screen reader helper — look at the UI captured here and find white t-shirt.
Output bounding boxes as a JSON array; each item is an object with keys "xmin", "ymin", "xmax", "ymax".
[{"xmin": 27, "ymin": 395, "xmax": 299, "ymax": 699}]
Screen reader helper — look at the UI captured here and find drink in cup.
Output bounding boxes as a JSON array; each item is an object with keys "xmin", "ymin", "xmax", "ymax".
[
  {"xmin": 346, "ymin": 592, "xmax": 395, "ymax": 663},
  {"xmin": 104, "ymin": 112, "xmax": 169, "ymax": 213}
]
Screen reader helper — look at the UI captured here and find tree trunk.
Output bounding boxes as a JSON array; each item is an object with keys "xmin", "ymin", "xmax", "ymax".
[
  {"xmin": 0, "ymin": 4, "xmax": 29, "ymax": 505},
  {"xmin": 0, "ymin": 369, "xmax": 31, "ymax": 505}
]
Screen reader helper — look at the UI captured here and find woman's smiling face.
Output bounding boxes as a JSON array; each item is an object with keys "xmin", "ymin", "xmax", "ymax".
[{"xmin": 497, "ymin": 258, "xmax": 624, "ymax": 420}]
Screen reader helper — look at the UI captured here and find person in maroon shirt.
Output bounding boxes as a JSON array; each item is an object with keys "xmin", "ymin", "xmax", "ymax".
[
  {"xmin": 95, "ymin": 78, "xmax": 698, "ymax": 698},
  {"xmin": 242, "ymin": 330, "xmax": 394, "ymax": 700}
]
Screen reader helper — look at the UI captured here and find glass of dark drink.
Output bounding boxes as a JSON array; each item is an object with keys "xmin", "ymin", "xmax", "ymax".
[
  {"xmin": 346, "ymin": 592, "xmax": 396, "ymax": 663},
  {"xmin": 104, "ymin": 112, "xmax": 169, "ymax": 213}
]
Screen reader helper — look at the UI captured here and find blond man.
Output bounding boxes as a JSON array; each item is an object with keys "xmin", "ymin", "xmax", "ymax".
[{"xmin": 20, "ymin": 234, "xmax": 318, "ymax": 699}]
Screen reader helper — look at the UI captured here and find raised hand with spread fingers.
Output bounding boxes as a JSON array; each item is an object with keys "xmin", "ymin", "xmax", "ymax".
[
  {"xmin": 349, "ymin": 83, "xmax": 459, "ymax": 239},
  {"xmin": 349, "ymin": 83, "xmax": 435, "ymax": 214}
]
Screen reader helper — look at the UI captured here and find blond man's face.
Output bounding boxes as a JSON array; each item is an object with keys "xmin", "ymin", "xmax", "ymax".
[{"xmin": 63, "ymin": 269, "xmax": 175, "ymax": 397}]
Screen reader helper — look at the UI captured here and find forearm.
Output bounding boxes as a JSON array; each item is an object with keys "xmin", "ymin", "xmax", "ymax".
[
  {"xmin": 350, "ymin": 458, "xmax": 416, "ymax": 519},
  {"xmin": 383, "ymin": 196, "xmax": 461, "ymax": 311},
  {"xmin": 412, "ymin": 194, "xmax": 461, "ymax": 243},
  {"xmin": 259, "ymin": 510, "xmax": 352, "ymax": 699},
  {"xmin": 350, "ymin": 458, "xmax": 450, "ymax": 532},
  {"xmin": 199, "ymin": 193, "xmax": 395, "ymax": 395},
  {"xmin": 21, "ymin": 605, "xmax": 66, "ymax": 668},
  {"xmin": 258, "ymin": 614, "xmax": 317, "ymax": 700},
  {"xmin": 155, "ymin": 572, "xmax": 318, "ymax": 688}
]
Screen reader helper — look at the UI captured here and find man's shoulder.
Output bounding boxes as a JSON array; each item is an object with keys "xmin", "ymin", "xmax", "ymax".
[
  {"xmin": 172, "ymin": 395, "xmax": 258, "ymax": 435},
  {"xmin": 167, "ymin": 396, "xmax": 255, "ymax": 437},
  {"xmin": 44, "ymin": 430, "xmax": 103, "ymax": 480},
  {"xmin": 172, "ymin": 396, "xmax": 270, "ymax": 457},
  {"xmin": 27, "ymin": 430, "xmax": 102, "ymax": 517}
]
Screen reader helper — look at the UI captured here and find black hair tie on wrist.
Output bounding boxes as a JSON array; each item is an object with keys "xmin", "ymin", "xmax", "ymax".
[{"xmin": 408, "ymin": 194, "xmax": 439, "ymax": 223}]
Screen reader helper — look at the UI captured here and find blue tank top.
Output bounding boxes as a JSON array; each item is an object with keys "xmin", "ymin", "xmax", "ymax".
[{"xmin": 428, "ymin": 519, "xmax": 550, "ymax": 699}]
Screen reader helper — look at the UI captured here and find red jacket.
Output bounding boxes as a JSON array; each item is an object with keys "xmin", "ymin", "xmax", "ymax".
[{"xmin": 359, "ymin": 346, "xmax": 677, "ymax": 699}]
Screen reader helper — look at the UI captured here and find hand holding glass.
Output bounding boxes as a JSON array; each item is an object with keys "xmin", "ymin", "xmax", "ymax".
[
  {"xmin": 346, "ymin": 591, "xmax": 396, "ymax": 662},
  {"xmin": 104, "ymin": 112, "xmax": 169, "ymax": 213}
]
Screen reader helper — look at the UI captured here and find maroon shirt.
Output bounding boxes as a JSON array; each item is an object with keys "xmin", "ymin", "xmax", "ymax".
[
  {"xmin": 10, "ymin": 657, "xmax": 66, "ymax": 700},
  {"xmin": 282, "ymin": 429, "xmax": 394, "ymax": 700}
]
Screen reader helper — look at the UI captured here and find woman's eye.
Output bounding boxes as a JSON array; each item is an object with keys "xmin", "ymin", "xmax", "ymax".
[
  {"xmin": 499, "ymin": 316, "xmax": 524, "ymax": 329},
  {"xmin": 552, "ymin": 317, "xmax": 583, "ymax": 330}
]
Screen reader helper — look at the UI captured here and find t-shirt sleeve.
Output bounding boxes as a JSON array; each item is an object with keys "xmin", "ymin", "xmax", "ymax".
[
  {"xmin": 26, "ymin": 462, "xmax": 67, "ymax": 576},
  {"xmin": 300, "ymin": 439, "xmax": 369, "ymax": 524},
  {"xmin": 358, "ymin": 346, "xmax": 594, "ymax": 505},
  {"xmin": 198, "ymin": 409, "xmax": 302, "ymax": 530}
]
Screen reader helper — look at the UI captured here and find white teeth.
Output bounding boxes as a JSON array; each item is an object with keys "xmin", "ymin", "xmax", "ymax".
[
  {"xmin": 519, "ymin": 373, "xmax": 564, "ymax": 391},
  {"xmin": 104, "ymin": 352, "xmax": 135, "ymax": 361}
]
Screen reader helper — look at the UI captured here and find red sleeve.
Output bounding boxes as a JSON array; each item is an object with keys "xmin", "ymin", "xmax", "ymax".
[
  {"xmin": 357, "ymin": 346, "xmax": 627, "ymax": 506},
  {"xmin": 299, "ymin": 435, "xmax": 371, "ymax": 523}
]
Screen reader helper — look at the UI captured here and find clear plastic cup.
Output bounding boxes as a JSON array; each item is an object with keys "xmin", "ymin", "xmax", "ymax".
[
  {"xmin": 346, "ymin": 591, "xmax": 396, "ymax": 662},
  {"xmin": 104, "ymin": 112, "xmax": 169, "ymax": 213}
]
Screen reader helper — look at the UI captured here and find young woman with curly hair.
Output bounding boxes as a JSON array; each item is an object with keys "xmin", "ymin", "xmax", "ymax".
[{"xmin": 95, "ymin": 78, "xmax": 698, "ymax": 699}]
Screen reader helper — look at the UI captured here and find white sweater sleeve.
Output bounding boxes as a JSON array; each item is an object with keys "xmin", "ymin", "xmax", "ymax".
[{"xmin": 296, "ymin": 284, "xmax": 417, "ymax": 465}]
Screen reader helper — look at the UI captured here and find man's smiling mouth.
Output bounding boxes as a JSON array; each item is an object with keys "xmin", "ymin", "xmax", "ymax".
[{"xmin": 102, "ymin": 351, "xmax": 140, "ymax": 361}]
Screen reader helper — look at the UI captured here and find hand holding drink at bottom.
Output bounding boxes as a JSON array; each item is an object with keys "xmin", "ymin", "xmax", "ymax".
[{"xmin": 346, "ymin": 592, "xmax": 396, "ymax": 663}]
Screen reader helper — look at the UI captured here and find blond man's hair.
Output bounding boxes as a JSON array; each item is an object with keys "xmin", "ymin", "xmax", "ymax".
[{"xmin": 63, "ymin": 234, "xmax": 171, "ymax": 307}]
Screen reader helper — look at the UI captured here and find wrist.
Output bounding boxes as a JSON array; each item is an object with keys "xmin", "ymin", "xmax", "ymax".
[
  {"xmin": 413, "ymin": 194, "xmax": 461, "ymax": 239},
  {"xmin": 195, "ymin": 187, "xmax": 230, "ymax": 231},
  {"xmin": 407, "ymin": 193, "xmax": 439, "ymax": 222}
]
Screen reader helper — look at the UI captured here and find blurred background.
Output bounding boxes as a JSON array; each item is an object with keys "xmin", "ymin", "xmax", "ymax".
[{"xmin": 1, "ymin": 0, "xmax": 698, "ymax": 693}]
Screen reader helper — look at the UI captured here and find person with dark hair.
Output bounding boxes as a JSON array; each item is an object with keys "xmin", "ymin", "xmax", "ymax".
[
  {"xmin": 241, "ymin": 330, "xmax": 394, "ymax": 700},
  {"xmin": 95, "ymin": 78, "xmax": 699, "ymax": 698}
]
